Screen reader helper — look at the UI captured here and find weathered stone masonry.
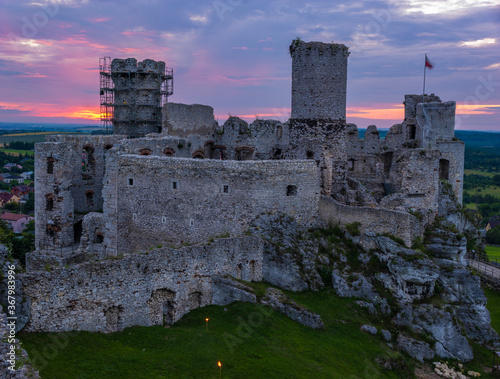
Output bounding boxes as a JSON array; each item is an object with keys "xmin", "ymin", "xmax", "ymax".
[
  {"xmin": 104, "ymin": 155, "xmax": 320, "ymax": 255},
  {"xmin": 23, "ymin": 237, "xmax": 262, "ymax": 333},
  {"xmin": 34, "ymin": 135, "xmax": 124, "ymax": 255},
  {"xmin": 19, "ymin": 39, "xmax": 466, "ymax": 334}
]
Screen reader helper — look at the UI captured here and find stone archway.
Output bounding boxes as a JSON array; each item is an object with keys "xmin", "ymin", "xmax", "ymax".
[{"xmin": 147, "ymin": 289, "xmax": 176, "ymax": 326}]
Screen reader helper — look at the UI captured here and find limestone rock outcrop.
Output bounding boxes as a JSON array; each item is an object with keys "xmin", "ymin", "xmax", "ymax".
[{"xmin": 260, "ymin": 288, "xmax": 324, "ymax": 329}]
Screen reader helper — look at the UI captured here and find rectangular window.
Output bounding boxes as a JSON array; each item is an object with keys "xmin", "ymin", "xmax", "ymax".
[
  {"xmin": 47, "ymin": 158, "xmax": 54, "ymax": 174},
  {"xmin": 222, "ymin": 184, "xmax": 230, "ymax": 194},
  {"xmin": 286, "ymin": 185, "xmax": 297, "ymax": 196},
  {"xmin": 128, "ymin": 178, "xmax": 134, "ymax": 186},
  {"xmin": 133, "ymin": 213, "xmax": 137, "ymax": 221},
  {"xmin": 162, "ymin": 216, "xmax": 167, "ymax": 223},
  {"xmin": 172, "ymin": 180, "xmax": 179, "ymax": 190},
  {"xmin": 189, "ymin": 219, "xmax": 194, "ymax": 227}
]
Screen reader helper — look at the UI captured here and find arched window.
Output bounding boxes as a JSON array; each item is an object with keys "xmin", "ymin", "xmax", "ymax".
[
  {"xmin": 192, "ymin": 150, "xmax": 205, "ymax": 159},
  {"xmin": 139, "ymin": 148, "xmax": 152, "ymax": 156},
  {"xmin": 235, "ymin": 146, "xmax": 254, "ymax": 161},
  {"xmin": 163, "ymin": 148, "xmax": 175, "ymax": 157},
  {"xmin": 212, "ymin": 145, "xmax": 226, "ymax": 160}
]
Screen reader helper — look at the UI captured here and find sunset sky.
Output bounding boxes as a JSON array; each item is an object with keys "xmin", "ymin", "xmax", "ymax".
[{"xmin": 0, "ymin": 0, "xmax": 499, "ymax": 130}]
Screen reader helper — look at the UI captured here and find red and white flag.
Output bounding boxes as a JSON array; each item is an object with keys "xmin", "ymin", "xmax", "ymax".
[{"xmin": 425, "ymin": 54, "xmax": 433, "ymax": 69}]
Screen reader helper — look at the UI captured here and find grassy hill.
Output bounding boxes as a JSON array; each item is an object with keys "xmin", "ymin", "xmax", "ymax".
[{"xmin": 19, "ymin": 285, "xmax": 499, "ymax": 378}]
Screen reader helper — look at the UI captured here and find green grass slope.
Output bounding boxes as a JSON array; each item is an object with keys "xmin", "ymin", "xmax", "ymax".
[
  {"xmin": 20, "ymin": 289, "xmax": 409, "ymax": 379},
  {"xmin": 18, "ymin": 286, "xmax": 500, "ymax": 378},
  {"xmin": 486, "ymin": 245, "xmax": 500, "ymax": 262}
]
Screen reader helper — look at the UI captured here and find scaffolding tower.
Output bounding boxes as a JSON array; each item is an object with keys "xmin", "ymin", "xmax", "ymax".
[
  {"xmin": 99, "ymin": 57, "xmax": 114, "ymax": 131},
  {"xmin": 161, "ymin": 68, "xmax": 174, "ymax": 107}
]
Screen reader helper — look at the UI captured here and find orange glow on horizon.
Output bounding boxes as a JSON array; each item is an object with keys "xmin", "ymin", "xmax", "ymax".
[
  {"xmin": 347, "ymin": 105, "xmax": 403, "ymax": 120},
  {"xmin": 456, "ymin": 104, "xmax": 500, "ymax": 115},
  {"xmin": 0, "ymin": 101, "xmax": 101, "ymax": 121},
  {"xmin": 2, "ymin": 100, "xmax": 499, "ymax": 124},
  {"xmin": 34, "ymin": 107, "xmax": 100, "ymax": 121},
  {"xmin": 217, "ymin": 103, "xmax": 500, "ymax": 123}
]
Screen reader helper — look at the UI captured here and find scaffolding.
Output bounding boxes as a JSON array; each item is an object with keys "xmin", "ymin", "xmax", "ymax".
[
  {"xmin": 161, "ymin": 67, "xmax": 174, "ymax": 107},
  {"xmin": 99, "ymin": 57, "xmax": 114, "ymax": 131}
]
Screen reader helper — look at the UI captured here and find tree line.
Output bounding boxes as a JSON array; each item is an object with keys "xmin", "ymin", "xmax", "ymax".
[{"xmin": 4, "ymin": 141, "xmax": 36, "ymax": 150}]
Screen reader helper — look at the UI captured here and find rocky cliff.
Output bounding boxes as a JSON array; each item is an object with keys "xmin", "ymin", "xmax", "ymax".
[{"xmin": 251, "ymin": 182, "xmax": 498, "ymax": 362}]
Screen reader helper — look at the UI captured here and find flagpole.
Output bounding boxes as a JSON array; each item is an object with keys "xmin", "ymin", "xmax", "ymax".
[{"xmin": 423, "ymin": 55, "xmax": 427, "ymax": 102}]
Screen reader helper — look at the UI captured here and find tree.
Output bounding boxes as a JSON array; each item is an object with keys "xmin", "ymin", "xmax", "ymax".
[
  {"xmin": 11, "ymin": 232, "xmax": 35, "ymax": 263},
  {"xmin": 0, "ymin": 219, "xmax": 13, "ymax": 251},
  {"xmin": 4, "ymin": 202, "xmax": 20, "ymax": 212},
  {"xmin": 0, "ymin": 219, "xmax": 35, "ymax": 266},
  {"xmin": 494, "ymin": 174, "xmax": 500, "ymax": 186},
  {"xmin": 22, "ymin": 192, "xmax": 34, "ymax": 214},
  {"xmin": 24, "ymin": 219, "xmax": 35, "ymax": 232},
  {"xmin": 9, "ymin": 180, "xmax": 22, "ymax": 187},
  {"xmin": 486, "ymin": 227, "xmax": 500, "ymax": 245}
]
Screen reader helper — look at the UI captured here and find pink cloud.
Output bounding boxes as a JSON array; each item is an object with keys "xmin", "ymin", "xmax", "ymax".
[
  {"xmin": 17, "ymin": 73, "xmax": 48, "ymax": 78},
  {"xmin": 232, "ymin": 46, "xmax": 256, "ymax": 50},
  {"xmin": 121, "ymin": 28, "xmax": 158, "ymax": 37},
  {"xmin": 90, "ymin": 17, "xmax": 110, "ymax": 23}
]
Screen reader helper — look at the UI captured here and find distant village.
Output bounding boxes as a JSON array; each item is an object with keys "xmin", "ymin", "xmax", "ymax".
[{"xmin": 0, "ymin": 148, "xmax": 35, "ymax": 235}]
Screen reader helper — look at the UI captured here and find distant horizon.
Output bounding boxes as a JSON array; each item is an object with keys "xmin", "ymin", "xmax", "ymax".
[
  {"xmin": 1, "ymin": 120, "xmax": 499, "ymax": 133},
  {"xmin": 1, "ymin": 1, "xmax": 499, "ymax": 132}
]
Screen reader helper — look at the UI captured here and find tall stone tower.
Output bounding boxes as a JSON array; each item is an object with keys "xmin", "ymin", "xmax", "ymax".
[
  {"xmin": 290, "ymin": 40, "xmax": 349, "ymax": 120},
  {"xmin": 289, "ymin": 40, "xmax": 350, "ymax": 195},
  {"xmin": 111, "ymin": 58, "xmax": 173, "ymax": 138}
]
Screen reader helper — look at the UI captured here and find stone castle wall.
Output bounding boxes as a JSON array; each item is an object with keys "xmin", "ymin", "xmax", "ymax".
[
  {"xmin": 394, "ymin": 149, "xmax": 441, "ymax": 211},
  {"xmin": 102, "ymin": 154, "xmax": 320, "ymax": 255},
  {"xmin": 22, "ymin": 237, "xmax": 263, "ymax": 333},
  {"xmin": 163, "ymin": 103, "xmax": 217, "ymax": 138},
  {"xmin": 215, "ymin": 117, "xmax": 290, "ymax": 161},
  {"xmin": 437, "ymin": 140, "xmax": 465, "ymax": 202},
  {"xmin": 417, "ymin": 101, "xmax": 456, "ymax": 148},
  {"xmin": 34, "ymin": 135, "xmax": 124, "ymax": 255},
  {"xmin": 345, "ymin": 113, "xmax": 464, "ymax": 209},
  {"xmin": 319, "ymin": 196, "xmax": 421, "ymax": 247}
]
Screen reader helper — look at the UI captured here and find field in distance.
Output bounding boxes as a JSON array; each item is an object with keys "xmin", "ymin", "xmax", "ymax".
[{"xmin": 0, "ymin": 131, "xmax": 77, "ymax": 145}]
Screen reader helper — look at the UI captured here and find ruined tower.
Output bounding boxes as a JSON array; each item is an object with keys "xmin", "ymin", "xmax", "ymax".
[
  {"xmin": 289, "ymin": 40, "xmax": 350, "ymax": 195},
  {"xmin": 290, "ymin": 40, "xmax": 349, "ymax": 120},
  {"xmin": 111, "ymin": 58, "xmax": 173, "ymax": 138}
]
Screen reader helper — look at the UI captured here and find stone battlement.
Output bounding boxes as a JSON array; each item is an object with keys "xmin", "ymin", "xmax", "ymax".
[{"xmin": 111, "ymin": 58, "xmax": 166, "ymax": 74}]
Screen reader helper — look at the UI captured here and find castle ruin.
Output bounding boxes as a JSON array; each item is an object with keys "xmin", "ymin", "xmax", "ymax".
[{"xmin": 20, "ymin": 40, "xmax": 464, "ymax": 333}]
